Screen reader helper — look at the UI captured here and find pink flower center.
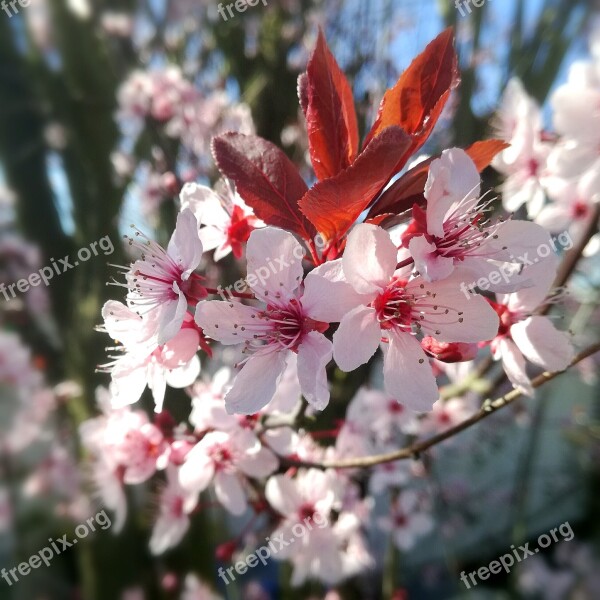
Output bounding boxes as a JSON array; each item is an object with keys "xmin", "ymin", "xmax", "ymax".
[
  {"xmin": 208, "ymin": 444, "xmax": 234, "ymax": 470},
  {"xmin": 242, "ymin": 298, "xmax": 328, "ymax": 354},
  {"xmin": 373, "ymin": 278, "xmax": 465, "ymax": 338},
  {"xmin": 571, "ymin": 200, "xmax": 589, "ymax": 220},
  {"xmin": 298, "ymin": 502, "xmax": 317, "ymax": 522},
  {"xmin": 387, "ymin": 400, "xmax": 404, "ymax": 414},
  {"xmin": 373, "ymin": 278, "xmax": 414, "ymax": 332}
]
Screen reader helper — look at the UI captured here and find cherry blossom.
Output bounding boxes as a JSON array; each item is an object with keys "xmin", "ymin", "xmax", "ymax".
[
  {"xmin": 377, "ymin": 490, "xmax": 434, "ymax": 551},
  {"xmin": 195, "ymin": 227, "xmax": 334, "ymax": 413},
  {"xmin": 124, "ymin": 208, "xmax": 205, "ymax": 345},
  {"xmin": 100, "ymin": 301, "xmax": 201, "ymax": 412},
  {"xmin": 493, "ymin": 78, "xmax": 553, "ymax": 216},
  {"xmin": 308, "ymin": 223, "xmax": 499, "ymax": 411},
  {"xmin": 179, "ymin": 429, "xmax": 278, "ymax": 515},
  {"xmin": 405, "ymin": 148, "xmax": 556, "ymax": 287},
  {"xmin": 150, "ymin": 467, "xmax": 195, "ymax": 555},
  {"xmin": 180, "ymin": 180, "xmax": 262, "ymax": 261},
  {"xmin": 265, "ymin": 470, "xmax": 371, "ymax": 585},
  {"xmin": 490, "ymin": 262, "xmax": 575, "ymax": 395}
]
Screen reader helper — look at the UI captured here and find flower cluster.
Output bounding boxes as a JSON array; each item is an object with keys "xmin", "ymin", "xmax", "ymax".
[{"xmin": 86, "ymin": 28, "xmax": 587, "ymax": 588}]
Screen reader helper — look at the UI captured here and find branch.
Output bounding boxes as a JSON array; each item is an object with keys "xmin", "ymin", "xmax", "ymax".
[{"xmin": 286, "ymin": 341, "xmax": 600, "ymax": 470}]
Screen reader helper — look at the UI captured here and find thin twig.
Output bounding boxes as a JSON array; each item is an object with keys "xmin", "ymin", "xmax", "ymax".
[{"xmin": 285, "ymin": 342, "xmax": 600, "ymax": 470}]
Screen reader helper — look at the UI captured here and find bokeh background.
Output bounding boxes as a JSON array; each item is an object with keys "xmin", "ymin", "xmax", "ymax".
[{"xmin": 1, "ymin": 0, "xmax": 600, "ymax": 599}]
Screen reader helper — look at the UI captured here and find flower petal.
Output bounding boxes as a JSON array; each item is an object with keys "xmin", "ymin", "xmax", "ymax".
[
  {"xmin": 168, "ymin": 208, "xmax": 204, "ymax": 277},
  {"xmin": 195, "ymin": 300, "xmax": 259, "ymax": 345},
  {"xmin": 225, "ymin": 351, "xmax": 288, "ymax": 414},
  {"xmin": 408, "ymin": 235, "xmax": 455, "ymax": 281},
  {"xmin": 425, "ymin": 148, "xmax": 480, "ymax": 238},
  {"xmin": 510, "ymin": 316, "xmax": 574, "ymax": 372},
  {"xmin": 498, "ymin": 337, "xmax": 533, "ymax": 396},
  {"xmin": 333, "ymin": 306, "xmax": 380, "ymax": 371},
  {"xmin": 265, "ymin": 475, "xmax": 302, "ymax": 515},
  {"xmin": 297, "ymin": 331, "xmax": 333, "ymax": 410},
  {"xmin": 408, "ymin": 274, "xmax": 499, "ymax": 343},
  {"xmin": 301, "ymin": 259, "xmax": 371, "ymax": 322},
  {"xmin": 342, "ymin": 224, "xmax": 397, "ymax": 294},
  {"xmin": 214, "ymin": 472, "xmax": 247, "ymax": 515},
  {"xmin": 382, "ymin": 332, "xmax": 439, "ymax": 412},
  {"xmin": 245, "ymin": 227, "xmax": 304, "ymax": 300}
]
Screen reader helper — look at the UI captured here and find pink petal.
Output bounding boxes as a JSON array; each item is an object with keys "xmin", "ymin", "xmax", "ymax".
[
  {"xmin": 194, "ymin": 300, "xmax": 259, "ymax": 345},
  {"xmin": 425, "ymin": 148, "xmax": 480, "ymax": 238},
  {"xmin": 168, "ymin": 208, "xmax": 203, "ymax": 277},
  {"xmin": 342, "ymin": 224, "xmax": 397, "ymax": 294},
  {"xmin": 333, "ymin": 306, "xmax": 380, "ymax": 371},
  {"xmin": 225, "ymin": 351, "xmax": 288, "ymax": 414},
  {"xmin": 265, "ymin": 475, "xmax": 302, "ymax": 515},
  {"xmin": 165, "ymin": 355, "xmax": 201, "ymax": 389},
  {"xmin": 214, "ymin": 472, "xmax": 247, "ymax": 515},
  {"xmin": 510, "ymin": 316, "xmax": 574, "ymax": 371},
  {"xmin": 408, "ymin": 235, "xmax": 455, "ymax": 281},
  {"xmin": 161, "ymin": 328, "xmax": 200, "ymax": 367},
  {"xmin": 498, "ymin": 337, "xmax": 533, "ymax": 396},
  {"xmin": 157, "ymin": 285, "xmax": 188, "ymax": 345},
  {"xmin": 111, "ymin": 359, "xmax": 148, "ymax": 407},
  {"xmin": 237, "ymin": 447, "xmax": 279, "ymax": 478},
  {"xmin": 245, "ymin": 227, "xmax": 304, "ymax": 300},
  {"xmin": 382, "ymin": 332, "xmax": 439, "ymax": 412},
  {"xmin": 297, "ymin": 331, "xmax": 333, "ymax": 410},
  {"xmin": 102, "ymin": 301, "xmax": 144, "ymax": 347},
  {"xmin": 179, "ymin": 444, "xmax": 215, "ymax": 497},
  {"xmin": 407, "ymin": 274, "xmax": 500, "ymax": 343},
  {"xmin": 180, "ymin": 183, "xmax": 228, "ymax": 227},
  {"xmin": 301, "ymin": 259, "xmax": 371, "ymax": 322}
]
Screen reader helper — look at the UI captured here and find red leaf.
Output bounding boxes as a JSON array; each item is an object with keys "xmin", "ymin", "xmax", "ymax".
[
  {"xmin": 212, "ymin": 133, "xmax": 316, "ymax": 241},
  {"xmin": 304, "ymin": 30, "xmax": 360, "ymax": 180},
  {"xmin": 367, "ymin": 139, "xmax": 509, "ymax": 220},
  {"xmin": 466, "ymin": 139, "xmax": 510, "ymax": 171},
  {"xmin": 299, "ymin": 126, "xmax": 412, "ymax": 242},
  {"xmin": 363, "ymin": 28, "xmax": 458, "ymax": 152}
]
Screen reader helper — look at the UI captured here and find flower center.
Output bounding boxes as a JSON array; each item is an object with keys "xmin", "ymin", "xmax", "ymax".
[
  {"xmin": 243, "ymin": 298, "xmax": 328, "ymax": 354},
  {"xmin": 373, "ymin": 278, "xmax": 414, "ymax": 332},
  {"xmin": 298, "ymin": 502, "xmax": 317, "ymax": 522},
  {"xmin": 209, "ymin": 444, "xmax": 234, "ymax": 470}
]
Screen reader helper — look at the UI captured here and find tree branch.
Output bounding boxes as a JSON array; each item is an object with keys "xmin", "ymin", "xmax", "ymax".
[{"xmin": 286, "ymin": 341, "xmax": 600, "ymax": 470}]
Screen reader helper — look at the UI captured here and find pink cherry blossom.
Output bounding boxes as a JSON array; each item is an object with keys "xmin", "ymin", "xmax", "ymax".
[
  {"xmin": 100, "ymin": 301, "xmax": 201, "ymax": 412},
  {"xmin": 405, "ymin": 148, "xmax": 556, "ymax": 288},
  {"xmin": 377, "ymin": 490, "xmax": 434, "ymax": 551},
  {"xmin": 125, "ymin": 208, "xmax": 205, "ymax": 345},
  {"xmin": 266, "ymin": 470, "xmax": 373, "ymax": 585},
  {"xmin": 492, "ymin": 78, "xmax": 554, "ymax": 216},
  {"xmin": 308, "ymin": 223, "xmax": 499, "ymax": 411},
  {"xmin": 536, "ymin": 167, "xmax": 600, "ymax": 243},
  {"xmin": 149, "ymin": 467, "xmax": 195, "ymax": 555},
  {"xmin": 180, "ymin": 180, "xmax": 262, "ymax": 261},
  {"xmin": 490, "ymin": 262, "xmax": 575, "ymax": 395},
  {"xmin": 195, "ymin": 227, "xmax": 333, "ymax": 414},
  {"xmin": 80, "ymin": 393, "xmax": 169, "ymax": 485},
  {"xmin": 179, "ymin": 429, "xmax": 278, "ymax": 515}
]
